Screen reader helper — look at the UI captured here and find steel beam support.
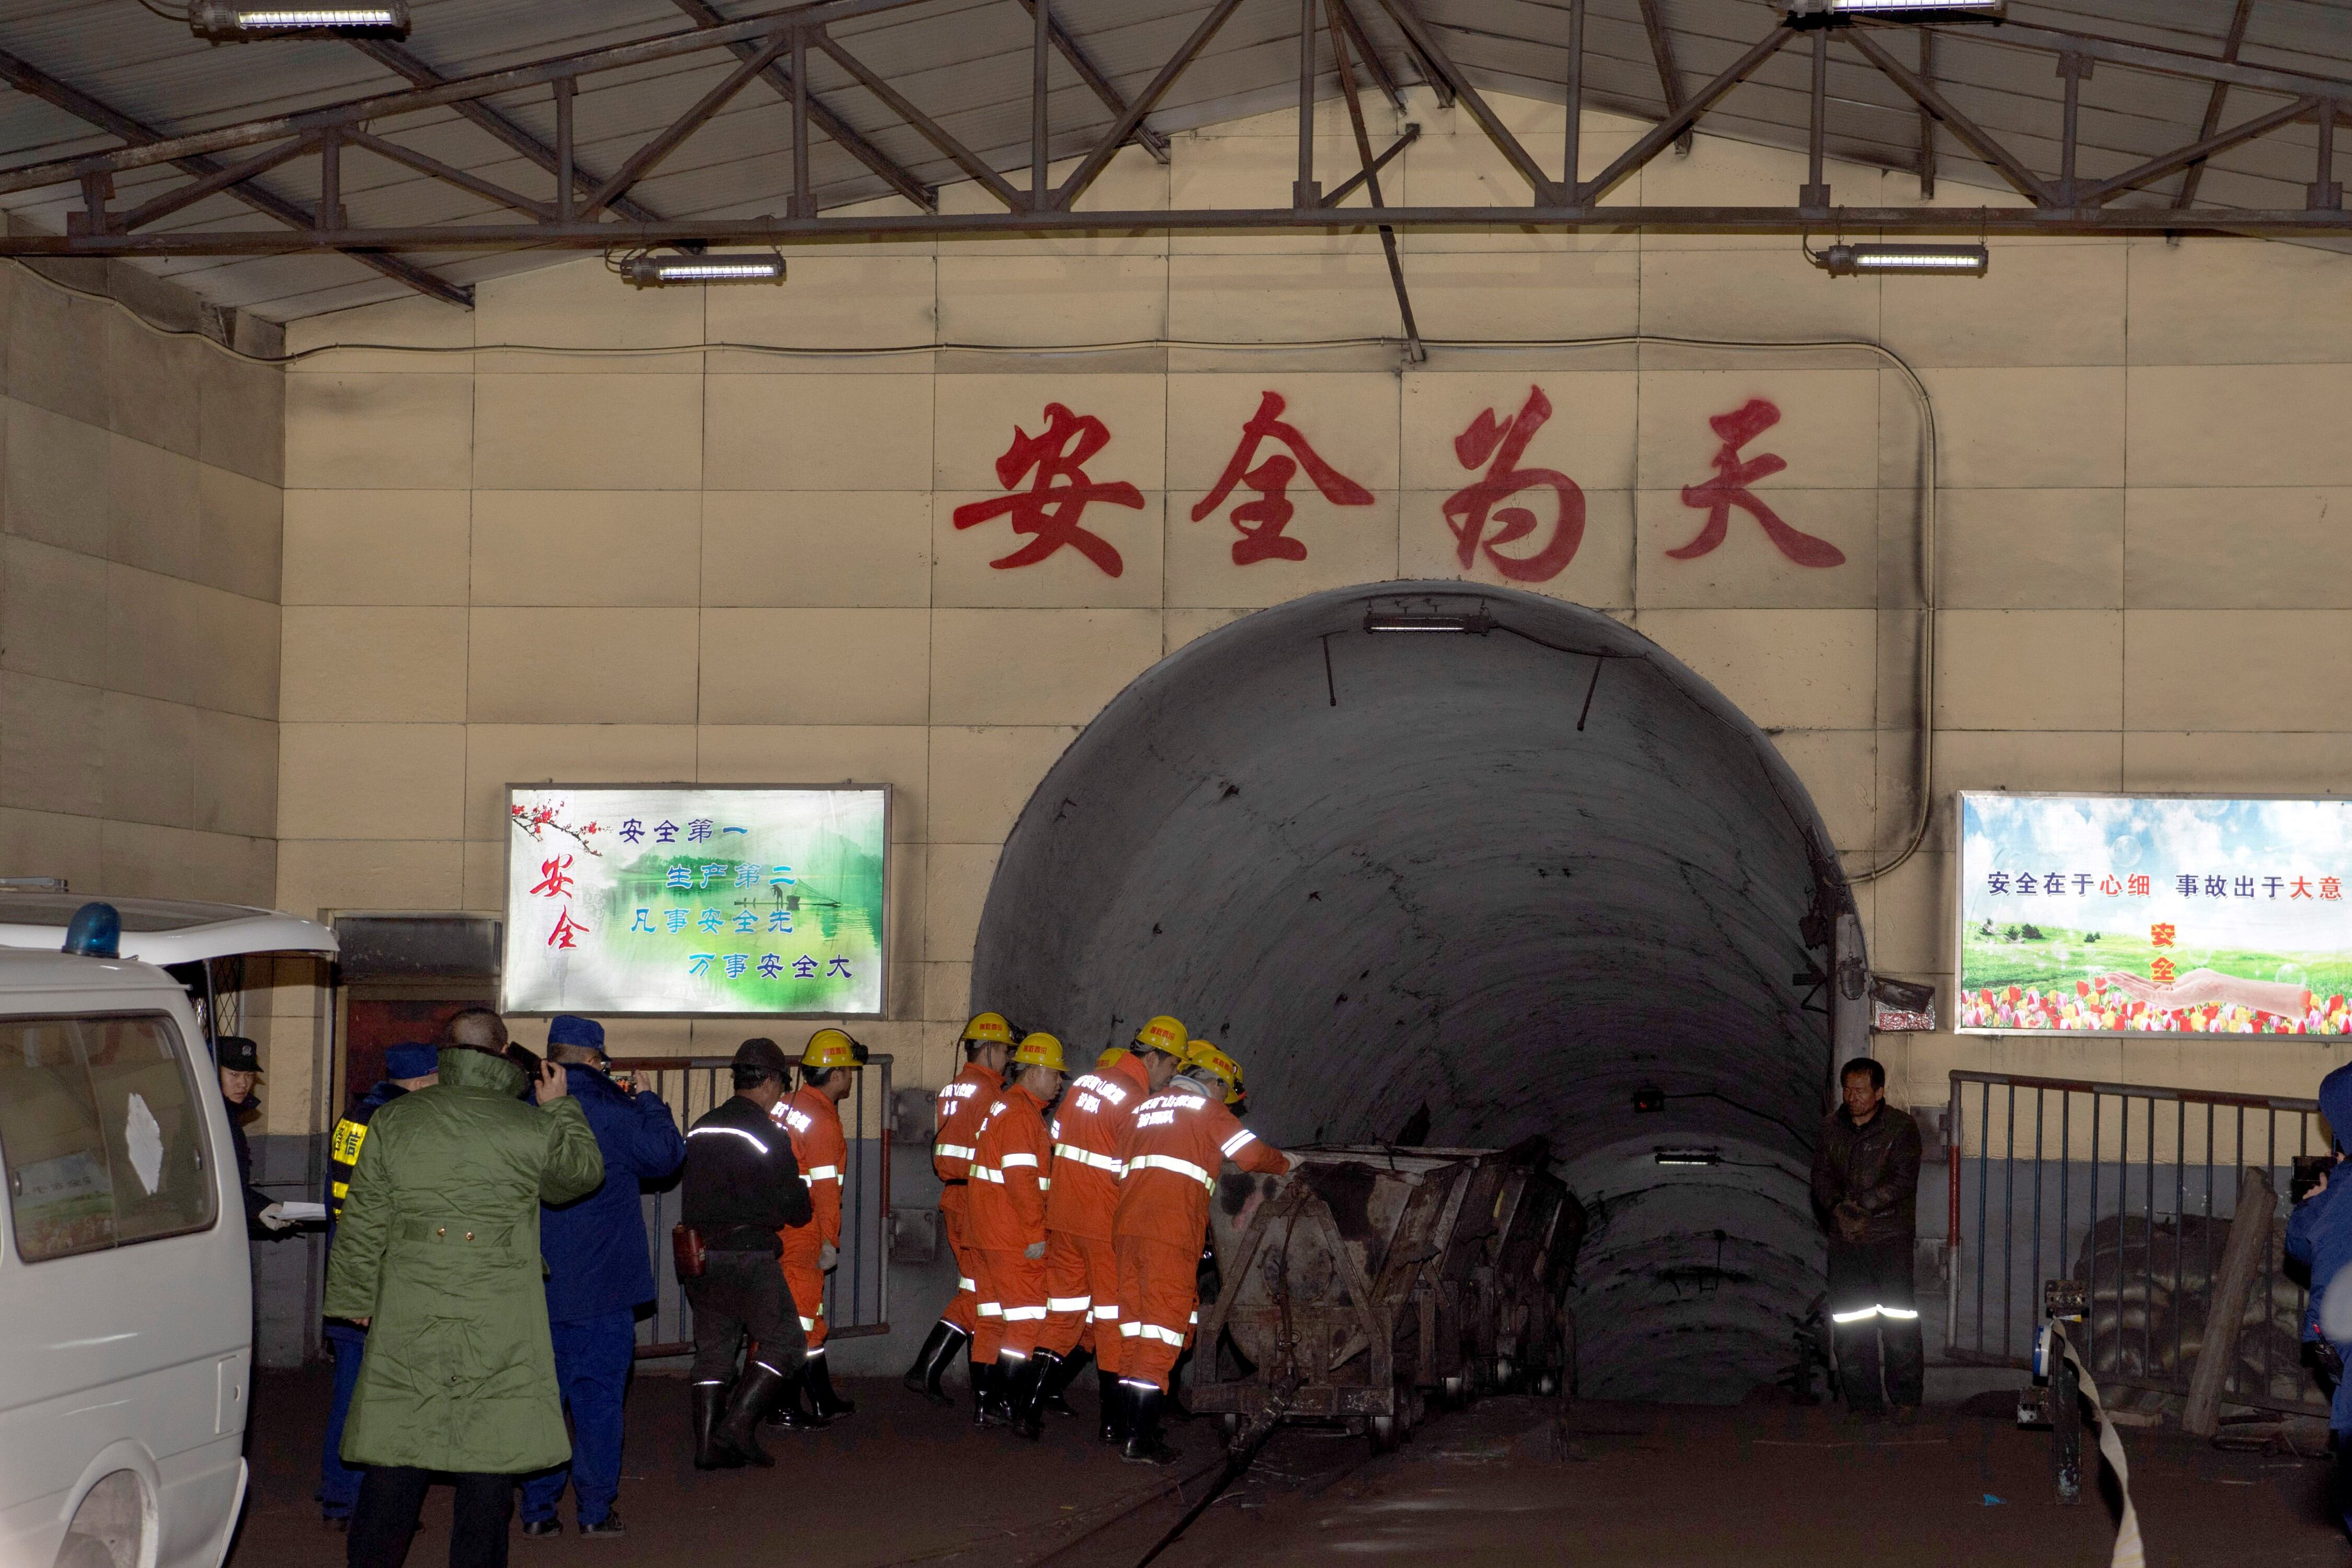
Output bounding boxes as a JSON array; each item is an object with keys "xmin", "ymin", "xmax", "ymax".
[
  {"xmin": 666, "ymin": 0, "xmax": 936, "ymax": 211},
  {"xmin": 1842, "ymin": 28, "xmax": 2048, "ymax": 206},
  {"xmin": 2056, "ymin": 50, "xmax": 2089, "ymax": 209},
  {"xmin": 2078, "ymin": 94, "xmax": 2313, "ymax": 206},
  {"xmin": 816, "ymin": 33, "xmax": 1022, "ymax": 209},
  {"xmin": 1332, "ymin": 0, "xmax": 1405, "ymax": 117},
  {"xmin": 1799, "ymin": 26, "xmax": 1829, "ymax": 211},
  {"xmin": 582, "ymin": 28, "xmax": 792, "ymax": 219},
  {"xmin": 2174, "ymin": 0, "xmax": 2253, "ymax": 211},
  {"xmin": 2311, "ymin": 99, "xmax": 2343, "ymax": 212},
  {"xmin": 1296, "ymin": 0, "xmax": 1321, "ymax": 208},
  {"xmin": 116, "ymin": 134, "xmax": 314, "ymax": 234},
  {"xmin": 1054, "ymin": 0, "xmax": 1246, "ymax": 211},
  {"xmin": 344, "ymin": 127, "xmax": 557, "ymax": 221},
  {"xmin": 554, "ymin": 77, "xmax": 575, "ymax": 223},
  {"xmin": 1634, "ymin": 0, "xmax": 1692, "ymax": 155},
  {"xmin": 792, "ymin": 27, "xmax": 813, "ymax": 219},
  {"xmin": 1324, "ymin": 0, "xmax": 1420, "ymax": 362},
  {"xmin": 1582, "ymin": 25, "xmax": 1793, "ymax": 204},
  {"xmin": 1955, "ymin": 17, "xmax": 2344, "ymax": 100},
  {"xmin": 1031, "ymin": 0, "xmax": 1050, "ymax": 207},
  {"xmin": 1318, "ymin": 124, "xmax": 1415, "ymax": 207},
  {"xmin": 1010, "ymin": 0, "xmax": 1170, "ymax": 165},
  {"xmin": 350, "ymin": 40, "xmax": 665, "ymax": 227},
  {"xmin": 1916, "ymin": 28, "xmax": 1935, "ymax": 200},
  {"xmin": 1562, "ymin": 0, "xmax": 1584, "ymax": 203},
  {"xmin": 1369, "ymin": 0, "xmax": 1559, "ymax": 203}
]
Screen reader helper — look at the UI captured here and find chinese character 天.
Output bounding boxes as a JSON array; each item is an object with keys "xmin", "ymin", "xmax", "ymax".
[
  {"xmin": 1189, "ymin": 390, "xmax": 1374, "ymax": 566},
  {"xmin": 1668, "ymin": 398, "xmax": 1845, "ymax": 569}
]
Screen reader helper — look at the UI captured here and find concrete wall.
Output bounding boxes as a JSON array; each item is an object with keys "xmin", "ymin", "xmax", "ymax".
[{"xmin": 270, "ymin": 93, "xmax": 2352, "ymax": 1143}]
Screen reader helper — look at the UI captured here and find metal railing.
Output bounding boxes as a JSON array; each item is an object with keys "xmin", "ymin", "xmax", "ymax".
[
  {"xmin": 609, "ymin": 1055, "xmax": 893, "ymax": 1358},
  {"xmin": 1946, "ymin": 1069, "xmax": 2325, "ymax": 1419}
]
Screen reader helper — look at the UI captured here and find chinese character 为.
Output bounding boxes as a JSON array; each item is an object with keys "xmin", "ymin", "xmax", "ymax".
[
  {"xmin": 1443, "ymin": 386, "xmax": 1585, "ymax": 583},
  {"xmin": 2099, "ymin": 875, "xmax": 2122, "ymax": 895},
  {"xmin": 2177, "ymin": 874, "xmax": 2198, "ymax": 896},
  {"xmin": 2205, "ymin": 875, "xmax": 2227, "ymax": 897},
  {"xmin": 619, "ymin": 818, "xmax": 644, "ymax": 844},
  {"xmin": 2326, "ymin": 877, "xmax": 2344, "ymax": 901},
  {"xmin": 666, "ymin": 866, "xmax": 693, "ymax": 891},
  {"xmin": 2015, "ymin": 872, "xmax": 2038, "ymax": 894},
  {"xmin": 952, "ymin": 403, "xmax": 1146, "ymax": 577},
  {"xmin": 547, "ymin": 909, "xmax": 589, "ymax": 949},
  {"xmin": 2151, "ymin": 956, "xmax": 2178, "ymax": 983},
  {"xmin": 665, "ymin": 909, "xmax": 689, "ymax": 933},
  {"xmin": 1187, "ymin": 390, "xmax": 1374, "ymax": 566},
  {"xmin": 2150, "ymin": 922, "xmax": 2176, "ymax": 948},
  {"xmin": 653, "ymin": 820, "xmax": 678, "ymax": 844},
  {"xmin": 734, "ymin": 864, "xmax": 762, "ymax": 889},
  {"xmin": 631, "ymin": 908, "xmax": 654, "ymax": 933},
  {"xmin": 768, "ymin": 909, "xmax": 793, "ymax": 933},
  {"xmin": 1668, "ymin": 398, "xmax": 1845, "ymax": 569},
  {"xmin": 724, "ymin": 953, "xmax": 748, "ymax": 978},
  {"xmin": 758, "ymin": 953, "xmax": 783, "ymax": 978},
  {"xmin": 698, "ymin": 908, "xmax": 724, "ymax": 933},
  {"xmin": 733, "ymin": 910, "xmax": 758, "ymax": 934},
  {"xmin": 827, "ymin": 956, "xmax": 851, "ymax": 977},
  {"xmin": 2127, "ymin": 875, "xmax": 2150, "ymax": 896},
  {"xmin": 771, "ymin": 864, "xmax": 794, "ymax": 885},
  {"xmin": 793, "ymin": 954, "xmax": 818, "ymax": 978},
  {"xmin": 699, "ymin": 862, "xmax": 729, "ymax": 888},
  {"xmin": 529, "ymin": 855, "xmax": 576, "ymax": 900},
  {"xmin": 689, "ymin": 953, "xmax": 714, "ymax": 976},
  {"xmin": 687, "ymin": 818, "xmax": 714, "ymax": 843},
  {"xmin": 2293, "ymin": 877, "xmax": 2315, "ymax": 900},
  {"xmin": 1987, "ymin": 872, "xmax": 2011, "ymax": 894}
]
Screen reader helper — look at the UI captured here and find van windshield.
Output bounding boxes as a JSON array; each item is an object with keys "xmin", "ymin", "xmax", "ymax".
[{"xmin": 0, "ymin": 1013, "xmax": 218, "ymax": 1262}]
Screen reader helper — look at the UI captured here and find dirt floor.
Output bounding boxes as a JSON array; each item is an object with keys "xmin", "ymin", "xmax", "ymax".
[{"xmin": 232, "ymin": 1366, "xmax": 2347, "ymax": 1567}]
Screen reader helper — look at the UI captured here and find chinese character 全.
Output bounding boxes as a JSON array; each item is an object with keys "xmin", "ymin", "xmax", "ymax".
[
  {"xmin": 952, "ymin": 403, "xmax": 1145, "ymax": 577},
  {"xmin": 1443, "ymin": 386, "xmax": 1585, "ymax": 582},
  {"xmin": 1668, "ymin": 398, "xmax": 1844, "ymax": 568},
  {"xmin": 1188, "ymin": 390, "xmax": 1374, "ymax": 566},
  {"xmin": 793, "ymin": 954, "xmax": 818, "ymax": 978},
  {"xmin": 2151, "ymin": 956, "xmax": 2177, "ymax": 983},
  {"xmin": 654, "ymin": 820, "xmax": 678, "ymax": 844},
  {"xmin": 2014, "ymin": 872, "xmax": 2038, "ymax": 894},
  {"xmin": 734, "ymin": 910, "xmax": 759, "ymax": 933},
  {"xmin": 548, "ymin": 909, "xmax": 589, "ymax": 949},
  {"xmin": 529, "ymin": 855, "xmax": 577, "ymax": 900}
]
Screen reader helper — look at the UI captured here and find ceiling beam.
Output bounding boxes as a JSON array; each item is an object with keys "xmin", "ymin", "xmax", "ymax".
[
  {"xmin": 665, "ymin": 0, "xmax": 937, "ymax": 211},
  {"xmin": 1634, "ymin": 0, "xmax": 1693, "ymax": 155},
  {"xmin": 0, "ymin": 44, "xmax": 467, "ymax": 306},
  {"xmin": 1011, "ymin": 0, "xmax": 1171, "ymax": 165},
  {"xmin": 2174, "ymin": 0, "xmax": 2256, "ymax": 211}
]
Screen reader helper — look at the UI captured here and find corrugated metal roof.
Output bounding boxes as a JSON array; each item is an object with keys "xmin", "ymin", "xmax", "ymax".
[{"xmin": 0, "ymin": 0, "xmax": 2344, "ymax": 319}]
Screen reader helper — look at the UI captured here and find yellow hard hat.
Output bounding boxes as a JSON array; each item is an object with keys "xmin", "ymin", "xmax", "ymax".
[
  {"xmin": 1011, "ymin": 1032, "xmax": 1066, "ymax": 1072},
  {"xmin": 1096, "ymin": 1046, "xmax": 1128, "ymax": 1070},
  {"xmin": 802, "ymin": 1027, "xmax": 867, "ymax": 1071},
  {"xmin": 961, "ymin": 1011, "xmax": 1016, "ymax": 1047},
  {"xmin": 1133, "ymin": 1014, "xmax": 1188, "ymax": 1056},
  {"xmin": 1185, "ymin": 1040, "xmax": 1243, "ymax": 1104}
]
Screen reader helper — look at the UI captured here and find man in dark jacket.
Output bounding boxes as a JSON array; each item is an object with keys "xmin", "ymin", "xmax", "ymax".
[
  {"xmin": 317, "ymin": 1042, "xmax": 441, "ymax": 1529},
  {"xmin": 1810, "ymin": 1056, "xmax": 1923, "ymax": 1418},
  {"xmin": 2286, "ymin": 1061, "xmax": 2352, "ymax": 1535},
  {"xmin": 518, "ymin": 1016, "xmax": 685, "ymax": 1539},
  {"xmin": 681, "ymin": 1037, "xmax": 812, "ymax": 1469},
  {"xmin": 217, "ymin": 1035, "xmax": 295, "ymax": 1238}
]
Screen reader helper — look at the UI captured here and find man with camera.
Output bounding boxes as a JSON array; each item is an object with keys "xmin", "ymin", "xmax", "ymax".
[{"xmin": 1810, "ymin": 1056, "xmax": 1923, "ymax": 1421}]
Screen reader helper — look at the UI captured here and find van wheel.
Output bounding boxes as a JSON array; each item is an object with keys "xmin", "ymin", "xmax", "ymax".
[{"xmin": 56, "ymin": 1472, "xmax": 143, "ymax": 1568}]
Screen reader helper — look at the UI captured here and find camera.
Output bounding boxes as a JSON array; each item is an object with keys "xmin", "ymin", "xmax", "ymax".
[{"xmin": 2292, "ymin": 1154, "xmax": 2336, "ymax": 1204}]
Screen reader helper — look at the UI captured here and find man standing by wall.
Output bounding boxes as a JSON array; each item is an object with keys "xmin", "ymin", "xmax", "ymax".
[
  {"xmin": 325, "ymin": 1024, "xmax": 605, "ymax": 1568},
  {"xmin": 771, "ymin": 1028, "xmax": 867, "ymax": 1424},
  {"xmin": 520, "ymin": 1016, "xmax": 685, "ymax": 1538},
  {"xmin": 1811, "ymin": 1056, "xmax": 1924, "ymax": 1421},
  {"xmin": 902, "ymin": 1012, "xmax": 1017, "ymax": 1406},
  {"xmin": 317, "ymin": 1042, "xmax": 441, "ymax": 1530}
]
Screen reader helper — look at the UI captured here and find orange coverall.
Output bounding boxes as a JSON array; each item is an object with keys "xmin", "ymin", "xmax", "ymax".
[
  {"xmin": 966, "ymin": 1083, "xmax": 1053, "ymax": 1361},
  {"xmin": 932, "ymin": 1061, "xmax": 1000, "ymax": 1333},
  {"xmin": 771, "ymin": 1085, "xmax": 845, "ymax": 1348},
  {"xmin": 1112, "ymin": 1082, "xmax": 1289, "ymax": 1391},
  {"xmin": 1037, "ymin": 1053, "xmax": 1151, "ymax": 1374}
]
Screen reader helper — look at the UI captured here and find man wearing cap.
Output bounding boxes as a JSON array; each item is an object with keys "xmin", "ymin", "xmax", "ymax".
[
  {"xmin": 769, "ymin": 1027, "xmax": 868, "ymax": 1425},
  {"xmin": 968, "ymin": 1032, "xmax": 1067, "ymax": 1440},
  {"xmin": 520, "ymin": 1017, "xmax": 685, "ymax": 1538},
  {"xmin": 316, "ymin": 1042, "xmax": 440, "ymax": 1530},
  {"xmin": 901, "ymin": 1011, "xmax": 1018, "ymax": 1406},
  {"xmin": 217, "ymin": 1035, "xmax": 296, "ymax": 1239},
  {"xmin": 680, "ymin": 1039, "xmax": 813, "ymax": 1469}
]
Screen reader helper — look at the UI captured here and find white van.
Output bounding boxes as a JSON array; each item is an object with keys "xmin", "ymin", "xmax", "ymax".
[{"xmin": 0, "ymin": 897, "xmax": 336, "ymax": 1568}]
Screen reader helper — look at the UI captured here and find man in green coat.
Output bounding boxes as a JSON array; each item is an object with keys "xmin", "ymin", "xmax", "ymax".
[{"xmin": 325, "ymin": 1031, "xmax": 604, "ymax": 1568}]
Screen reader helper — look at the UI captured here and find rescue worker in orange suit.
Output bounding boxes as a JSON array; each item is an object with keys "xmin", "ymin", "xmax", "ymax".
[
  {"xmin": 1113, "ymin": 1038, "xmax": 1288, "ymax": 1465},
  {"xmin": 967, "ymin": 1032, "xmax": 1067, "ymax": 1439},
  {"xmin": 769, "ymin": 1027, "xmax": 866, "ymax": 1426},
  {"xmin": 902, "ymin": 1012, "xmax": 1017, "ymax": 1405},
  {"xmin": 1034, "ymin": 1019, "xmax": 1185, "ymax": 1444}
]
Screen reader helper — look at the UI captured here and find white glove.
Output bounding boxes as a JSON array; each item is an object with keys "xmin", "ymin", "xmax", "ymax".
[
  {"xmin": 258, "ymin": 1202, "xmax": 294, "ymax": 1232},
  {"xmin": 1024, "ymin": 1240, "xmax": 1047, "ymax": 1260},
  {"xmin": 820, "ymin": 1241, "xmax": 838, "ymax": 1271}
]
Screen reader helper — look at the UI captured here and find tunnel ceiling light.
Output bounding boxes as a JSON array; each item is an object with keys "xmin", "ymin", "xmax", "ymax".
[
  {"xmin": 190, "ymin": 1, "xmax": 410, "ymax": 39},
  {"xmin": 1654, "ymin": 1148, "xmax": 1722, "ymax": 1167},
  {"xmin": 1813, "ymin": 243, "xmax": 1989, "ymax": 278},
  {"xmin": 1632, "ymin": 1086, "xmax": 1666, "ymax": 1114},
  {"xmin": 1364, "ymin": 608, "xmax": 1495, "ymax": 634},
  {"xmin": 621, "ymin": 252, "xmax": 788, "ymax": 288}
]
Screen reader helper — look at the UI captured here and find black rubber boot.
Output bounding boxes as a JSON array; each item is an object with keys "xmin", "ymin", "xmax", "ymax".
[
  {"xmin": 691, "ymin": 1381, "xmax": 742, "ymax": 1470},
  {"xmin": 765, "ymin": 1369, "xmax": 830, "ymax": 1430},
  {"xmin": 714, "ymin": 1361, "xmax": 788, "ymax": 1467},
  {"xmin": 1121, "ymin": 1382, "xmax": 1180, "ymax": 1466},
  {"xmin": 902, "ymin": 1320, "xmax": 968, "ymax": 1407},
  {"xmin": 1097, "ymin": 1370, "xmax": 1129, "ymax": 1445},
  {"xmin": 973, "ymin": 1360, "xmax": 1008, "ymax": 1428},
  {"xmin": 1039, "ymin": 1346, "xmax": 1089, "ymax": 1417},
  {"xmin": 1008, "ymin": 1352, "xmax": 1053, "ymax": 1442},
  {"xmin": 804, "ymin": 1352, "xmax": 856, "ymax": 1419}
]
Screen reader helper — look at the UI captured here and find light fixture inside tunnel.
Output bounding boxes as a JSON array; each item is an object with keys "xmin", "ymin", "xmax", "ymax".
[
  {"xmin": 1811, "ymin": 243, "xmax": 1990, "ymax": 278},
  {"xmin": 1654, "ymin": 1148, "xmax": 1723, "ymax": 1167},
  {"xmin": 620, "ymin": 252, "xmax": 788, "ymax": 287},
  {"xmin": 1364, "ymin": 607, "xmax": 1495, "ymax": 634},
  {"xmin": 189, "ymin": 1, "xmax": 410, "ymax": 38}
]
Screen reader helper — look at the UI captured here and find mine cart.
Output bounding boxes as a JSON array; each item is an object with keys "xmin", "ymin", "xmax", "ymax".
[{"xmin": 1193, "ymin": 1143, "xmax": 1584, "ymax": 1451}]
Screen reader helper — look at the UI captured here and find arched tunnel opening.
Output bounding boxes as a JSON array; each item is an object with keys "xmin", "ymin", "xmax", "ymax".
[{"xmin": 971, "ymin": 582, "xmax": 1859, "ymax": 1403}]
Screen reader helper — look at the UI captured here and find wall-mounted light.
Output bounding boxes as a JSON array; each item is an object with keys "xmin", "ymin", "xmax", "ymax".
[
  {"xmin": 1364, "ymin": 608, "xmax": 1495, "ymax": 634},
  {"xmin": 1812, "ymin": 243, "xmax": 1989, "ymax": 278},
  {"xmin": 190, "ymin": 2, "xmax": 410, "ymax": 40},
  {"xmin": 1654, "ymin": 1148, "xmax": 1722, "ymax": 1167},
  {"xmin": 620, "ymin": 252, "xmax": 788, "ymax": 288}
]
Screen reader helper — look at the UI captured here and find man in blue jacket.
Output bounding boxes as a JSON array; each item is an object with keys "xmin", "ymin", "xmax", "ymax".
[
  {"xmin": 2288, "ymin": 1060, "xmax": 2352, "ymax": 1537},
  {"xmin": 518, "ymin": 1016, "xmax": 686, "ymax": 1538}
]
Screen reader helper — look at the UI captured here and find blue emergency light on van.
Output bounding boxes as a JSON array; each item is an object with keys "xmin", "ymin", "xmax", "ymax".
[{"xmin": 61, "ymin": 901, "xmax": 120, "ymax": 959}]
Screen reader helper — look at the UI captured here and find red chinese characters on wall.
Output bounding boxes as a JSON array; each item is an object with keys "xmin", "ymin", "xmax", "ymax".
[
  {"xmin": 1190, "ymin": 391, "xmax": 1374, "ymax": 565},
  {"xmin": 1444, "ymin": 386, "xmax": 1586, "ymax": 583},
  {"xmin": 952, "ymin": 402, "xmax": 1145, "ymax": 577},
  {"xmin": 1668, "ymin": 397, "xmax": 1844, "ymax": 569}
]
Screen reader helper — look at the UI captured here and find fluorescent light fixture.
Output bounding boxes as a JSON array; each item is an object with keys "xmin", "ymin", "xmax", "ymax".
[
  {"xmin": 189, "ymin": 1, "xmax": 410, "ymax": 38},
  {"xmin": 1814, "ymin": 242, "xmax": 1989, "ymax": 278},
  {"xmin": 620, "ymin": 252, "xmax": 788, "ymax": 287},
  {"xmin": 1364, "ymin": 608, "xmax": 1495, "ymax": 634},
  {"xmin": 1654, "ymin": 1148, "xmax": 1722, "ymax": 1167},
  {"xmin": 1790, "ymin": 0, "xmax": 2003, "ymax": 15}
]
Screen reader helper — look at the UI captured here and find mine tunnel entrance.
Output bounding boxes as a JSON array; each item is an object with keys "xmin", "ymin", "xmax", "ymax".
[{"xmin": 972, "ymin": 581, "xmax": 1860, "ymax": 1403}]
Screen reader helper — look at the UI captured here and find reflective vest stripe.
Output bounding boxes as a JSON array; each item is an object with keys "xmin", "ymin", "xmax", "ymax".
[
  {"xmin": 936, "ymin": 1142, "xmax": 978, "ymax": 1161},
  {"xmin": 687, "ymin": 1125, "xmax": 769, "ymax": 1155},
  {"xmin": 997, "ymin": 1152, "xmax": 1040, "ymax": 1169},
  {"xmin": 1128, "ymin": 1153, "xmax": 1214, "ymax": 1189},
  {"xmin": 805, "ymin": 1163, "xmax": 840, "ymax": 1182},
  {"xmin": 1047, "ymin": 1295, "xmax": 1092, "ymax": 1312},
  {"xmin": 1120, "ymin": 1321, "xmax": 1187, "ymax": 1346},
  {"xmin": 1091, "ymin": 1303, "xmax": 1121, "ymax": 1320},
  {"xmin": 1002, "ymin": 1305, "xmax": 1047, "ymax": 1322},
  {"xmin": 1053, "ymin": 1144, "xmax": 1125, "ymax": 1173},
  {"xmin": 1219, "ymin": 1129, "xmax": 1257, "ymax": 1158}
]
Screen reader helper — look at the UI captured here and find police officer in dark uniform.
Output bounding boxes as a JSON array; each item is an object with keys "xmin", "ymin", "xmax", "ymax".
[
  {"xmin": 681, "ymin": 1038, "xmax": 813, "ymax": 1469},
  {"xmin": 314, "ymin": 1042, "xmax": 440, "ymax": 1529}
]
